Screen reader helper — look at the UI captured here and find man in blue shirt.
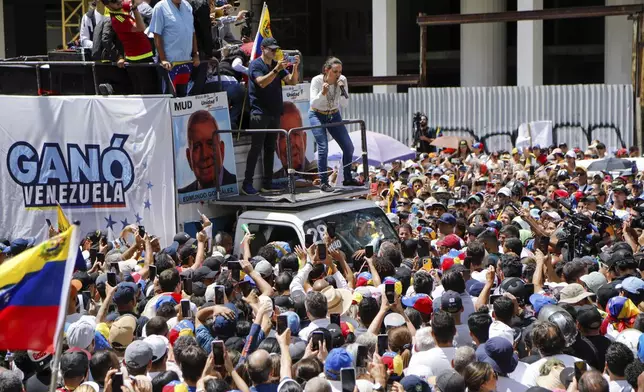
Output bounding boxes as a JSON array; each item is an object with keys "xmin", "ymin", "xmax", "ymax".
[
  {"xmin": 149, "ymin": 0, "xmax": 204, "ymax": 96},
  {"xmin": 242, "ymin": 37, "xmax": 300, "ymax": 195}
]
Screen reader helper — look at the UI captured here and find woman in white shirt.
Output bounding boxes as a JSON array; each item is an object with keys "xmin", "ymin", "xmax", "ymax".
[{"xmin": 309, "ymin": 57, "xmax": 361, "ymax": 192}]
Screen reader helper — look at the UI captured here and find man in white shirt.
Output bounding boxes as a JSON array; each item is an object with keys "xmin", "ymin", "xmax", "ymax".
[
  {"xmin": 604, "ymin": 342, "xmax": 636, "ymax": 392},
  {"xmin": 79, "ymin": 2, "xmax": 106, "ymax": 48},
  {"xmin": 407, "ymin": 311, "xmax": 456, "ymax": 378},
  {"xmin": 521, "ymin": 321, "xmax": 585, "ymax": 387}
]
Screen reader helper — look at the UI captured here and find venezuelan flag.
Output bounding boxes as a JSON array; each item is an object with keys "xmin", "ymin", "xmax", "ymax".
[
  {"xmin": 250, "ymin": 3, "xmax": 283, "ymax": 62},
  {"xmin": 0, "ymin": 226, "xmax": 80, "ymax": 352},
  {"xmin": 57, "ymin": 202, "xmax": 70, "ymax": 232}
]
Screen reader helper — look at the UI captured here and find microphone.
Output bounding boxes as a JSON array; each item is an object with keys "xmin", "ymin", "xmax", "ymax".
[{"xmin": 338, "ymin": 82, "xmax": 348, "ymax": 99}]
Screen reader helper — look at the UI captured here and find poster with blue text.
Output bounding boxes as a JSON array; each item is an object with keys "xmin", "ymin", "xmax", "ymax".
[
  {"xmin": 0, "ymin": 96, "xmax": 176, "ymax": 244},
  {"xmin": 272, "ymin": 83, "xmax": 317, "ymax": 184},
  {"xmin": 172, "ymin": 92, "xmax": 238, "ymax": 203}
]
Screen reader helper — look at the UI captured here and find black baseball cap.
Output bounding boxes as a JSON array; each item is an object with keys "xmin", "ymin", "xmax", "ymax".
[
  {"xmin": 261, "ymin": 37, "xmax": 280, "ymax": 49},
  {"xmin": 576, "ymin": 304, "xmax": 602, "ymax": 329}
]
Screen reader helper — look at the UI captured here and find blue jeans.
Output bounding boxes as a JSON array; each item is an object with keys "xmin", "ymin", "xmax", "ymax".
[{"xmin": 309, "ymin": 111, "xmax": 354, "ymax": 185}]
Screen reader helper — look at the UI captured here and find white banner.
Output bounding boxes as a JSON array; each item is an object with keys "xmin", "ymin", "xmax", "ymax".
[
  {"xmin": 0, "ymin": 96, "xmax": 177, "ymax": 245},
  {"xmin": 516, "ymin": 120, "xmax": 553, "ymax": 151}
]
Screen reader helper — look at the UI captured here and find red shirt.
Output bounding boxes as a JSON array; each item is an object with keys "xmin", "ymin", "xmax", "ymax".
[{"xmin": 110, "ymin": 12, "xmax": 153, "ymax": 61}]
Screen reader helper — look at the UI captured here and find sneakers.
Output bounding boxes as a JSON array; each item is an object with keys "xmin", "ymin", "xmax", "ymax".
[
  {"xmin": 98, "ymin": 83, "xmax": 114, "ymax": 95},
  {"xmin": 241, "ymin": 183, "xmax": 258, "ymax": 195},
  {"xmin": 342, "ymin": 179, "xmax": 362, "ymax": 187},
  {"xmin": 260, "ymin": 184, "xmax": 285, "ymax": 193},
  {"xmin": 320, "ymin": 183, "xmax": 334, "ymax": 193}
]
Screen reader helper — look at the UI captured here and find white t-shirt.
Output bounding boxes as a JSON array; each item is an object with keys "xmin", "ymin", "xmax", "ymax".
[
  {"xmin": 497, "ymin": 376, "xmax": 528, "ymax": 392},
  {"xmin": 509, "ymin": 361, "xmax": 529, "ymax": 383},
  {"xmin": 603, "ymin": 375, "xmax": 633, "ymax": 392},
  {"xmin": 521, "ymin": 354, "xmax": 585, "ymax": 387},
  {"xmin": 407, "ymin": 347, "xmax": 456, "ymax": 378}
]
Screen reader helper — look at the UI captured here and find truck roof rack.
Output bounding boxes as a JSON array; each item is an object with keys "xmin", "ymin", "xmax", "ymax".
[
  {"xmin": 209, "ymin": 186, "xmax": 368, "ymax": 208},
  {"xmin": 212, "ymin": 120, "xmax": 371, "ymax": 206}
]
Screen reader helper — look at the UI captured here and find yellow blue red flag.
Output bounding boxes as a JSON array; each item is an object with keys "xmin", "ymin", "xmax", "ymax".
[
  {"xmin": 57, "ymin": 203, "xmax": 70, "ymax": 232},
  {"xmin": 250, "ymin": 3, "xmax": 283, "ymax": 62},
  {"xmin": 0, "ymin": 225, "xmax": 80, "ymax": 351}
]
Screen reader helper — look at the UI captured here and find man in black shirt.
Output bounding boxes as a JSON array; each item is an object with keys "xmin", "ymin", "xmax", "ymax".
[
  {"xmin": 242, "ymin": 37, "xmax": 299, "ymax": 195},
  {"xmin": 416, "ymin": 114, "xmax": 436, "ymax": 154},
  {"xmin": 577, "ymin": 305, "xmax": 611, "ymax": 372}
]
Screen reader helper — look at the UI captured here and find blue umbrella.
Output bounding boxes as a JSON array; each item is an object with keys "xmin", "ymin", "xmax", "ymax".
[{"xmin": 320, "ymin": 130, "xmax": 416, "ymax": 166}]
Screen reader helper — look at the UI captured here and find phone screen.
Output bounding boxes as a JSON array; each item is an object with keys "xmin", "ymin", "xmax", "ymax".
[
  {"xmin": 228, "ymin": 261, "xmax": 241, "ymax": 270},
  {"xmin": 89, "ymin": 248, "xmax": 98, "ymax": 263},
  {"xmin": 365, "ymin": 245, "xmax": 374, "ymax": 259},
  {"xmin": 574, "ymin": 361, "xmax": 586, "ymax": 381},
  {"xmin": 111, "ymin": 262, "xmax": 120, "ymax": 274},
  {"xmin": 238, "ymin": 281, "xmax": 252, "ymax": 297},
  {"xmin": 183, "ymin": 278, "xmax": 193, "ymax": 296},
  {"xmin": 107, "ymin": 272, "xmax": 117, "ymax": 287},
  {"xmin": 356, "ymin": 345, "xmax": 368, "ymax": 368},
  {"xmin": 539, "ymin": 236, "xmax": 550, "ymax": 253},
  {"xmin": 341, "ymin": 368, "xmax": 356, "ymax": 392},
  {"xmin": 330, "ymin": 313, "xmax": 341, "ymax": 326},
  {"xmin": 181, "ymin": 299, "xmax": 191, "ymax": 318},
  {"xmin": 81, "ymin": 291, "xmax": 91, "ymax": 310},
  {"xmin": 385, "ymin": 283, "xmax": 395, "ymax": 304},
  {"xmin": 522, "ymin": 201, "xmax": 530, "ymax": 209},
  {"xmin": 305, "ymin": 234, "xmax": 314, "ymax": 248},
  {"xmin": 311, "ymin": 332, "xmax": 324, "ymax": 351},
  {"xmin": 149, "ymin": 265, "xmax": 157, "ymax": 281},
  {"xmin": 277, "ymin": 315, "xmax": 288, "ymax": 334},
  {"xmin": 317, "ymin": 243, "xmax": 327, "ymax": 260},
  {"xmin": 97, "ymin": 253, "xmax": 105, "ymax": 263},
  {"xmin": 215, "ymin": 286, "xmax": 225, "ymax": 304},
  {"xmin": 45, "ymin": 218, "xmax": 52, "ymax": 227},
  {"xmin": 111, "ymin": 373, "xmax": 124, "ymax": 392},
  {"xmin": 138, "ymin": 225, "xmax": 145, "ymax": 238},
  {"xmin": 377, "ymin": 334, "xmax": 388, "ymax": 355},
  {"xmin": 212, "ymin": 340, "xmax": 225, "ymax": 366}
]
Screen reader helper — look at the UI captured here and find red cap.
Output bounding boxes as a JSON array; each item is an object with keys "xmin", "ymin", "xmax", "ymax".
[
  {"xmin": 551, "ymin": 189, "xmax": 569, "ymax": 199},
  {"xmin": 436, "ymin": 234, "xmax": 462, "ymax": 250}
]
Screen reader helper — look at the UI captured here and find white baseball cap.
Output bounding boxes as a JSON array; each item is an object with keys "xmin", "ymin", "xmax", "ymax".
[{"xmin": 143, "ymin": 335, "xmax": 169, "ymax": 362}]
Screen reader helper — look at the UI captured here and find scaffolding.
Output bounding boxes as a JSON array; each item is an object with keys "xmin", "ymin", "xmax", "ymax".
[{"xmin": 61, "ymin": 0, "xmax": 88, "ymax": 48}]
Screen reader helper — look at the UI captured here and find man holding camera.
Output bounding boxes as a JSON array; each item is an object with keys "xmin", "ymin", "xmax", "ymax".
[
  {"xmin": 242, "ymin": 37, "xmax": 300, "ymax": 195},
  {"xmin": 212, "ymin": 0, "xmax": 248, "ymax": 45}
]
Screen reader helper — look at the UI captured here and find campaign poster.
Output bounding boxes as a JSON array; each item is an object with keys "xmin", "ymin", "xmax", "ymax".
[
  {"xmin": 0, "ymin": 96, "xmax": 176, "ymax": 244},
  {"xmin": 272, "ymin": 83, "xmax": 317, "ymax": 184},
  {"xmin": 172, "ymin": 92, "xmax": 238, "ymax": 203}
]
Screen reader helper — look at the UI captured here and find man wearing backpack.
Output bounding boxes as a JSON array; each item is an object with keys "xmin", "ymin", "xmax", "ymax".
[{"xmin": 80, "ymin": 1, "xmax": 106, "ymax": 48}]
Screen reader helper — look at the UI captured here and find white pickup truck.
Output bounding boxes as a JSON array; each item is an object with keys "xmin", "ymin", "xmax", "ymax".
[{"xmin": 231, "ymin": 199, "xmax": 398, "ymax": 256}]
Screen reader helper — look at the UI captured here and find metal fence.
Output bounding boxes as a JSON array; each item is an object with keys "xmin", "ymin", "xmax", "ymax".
[
  {"xmin": 343, "ymin": 92, "xmax": 410, "ymax": 143},
  {"xmin": 345, "ymin": 84, "xmax": 633, "ymax": 153}
]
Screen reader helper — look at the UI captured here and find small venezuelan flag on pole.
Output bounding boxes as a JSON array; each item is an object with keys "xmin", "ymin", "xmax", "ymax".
[
  {"xmin": 250, "ymin": 2, "xmax": 283, "ymax": 62},
  {"xmin": 0, "ymin": 225, "xmax": 80, "ymax": 352}
]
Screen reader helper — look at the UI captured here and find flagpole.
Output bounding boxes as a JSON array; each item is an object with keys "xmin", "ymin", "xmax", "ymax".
[
  {"xmin": 48, "ymin": 224, "xmax": 81, "ymax": 392},
  {"xmin": 48, "ymin": 326, "xmax": 65, "ymax": 392}
]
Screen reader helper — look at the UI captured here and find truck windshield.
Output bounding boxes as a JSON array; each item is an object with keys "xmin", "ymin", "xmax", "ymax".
[{"xmin": 303, "ymin": 207, "xmax": 398, "ymax": 256}]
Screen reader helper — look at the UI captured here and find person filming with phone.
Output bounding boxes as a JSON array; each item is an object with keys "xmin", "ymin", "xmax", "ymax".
[{"xmin": 309, "ymin": 57, "xmax": 361, "ymax": 193}]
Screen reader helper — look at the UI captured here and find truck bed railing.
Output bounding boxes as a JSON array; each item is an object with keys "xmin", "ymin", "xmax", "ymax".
[{"xmin": 213, "ymin": 119, "xmax": 369, "ymax": 202}]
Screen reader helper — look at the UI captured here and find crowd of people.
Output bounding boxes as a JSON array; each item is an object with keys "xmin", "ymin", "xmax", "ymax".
[{"xmin": 2, "ymin": 137, "xmax": 644, "ymax": 392}]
